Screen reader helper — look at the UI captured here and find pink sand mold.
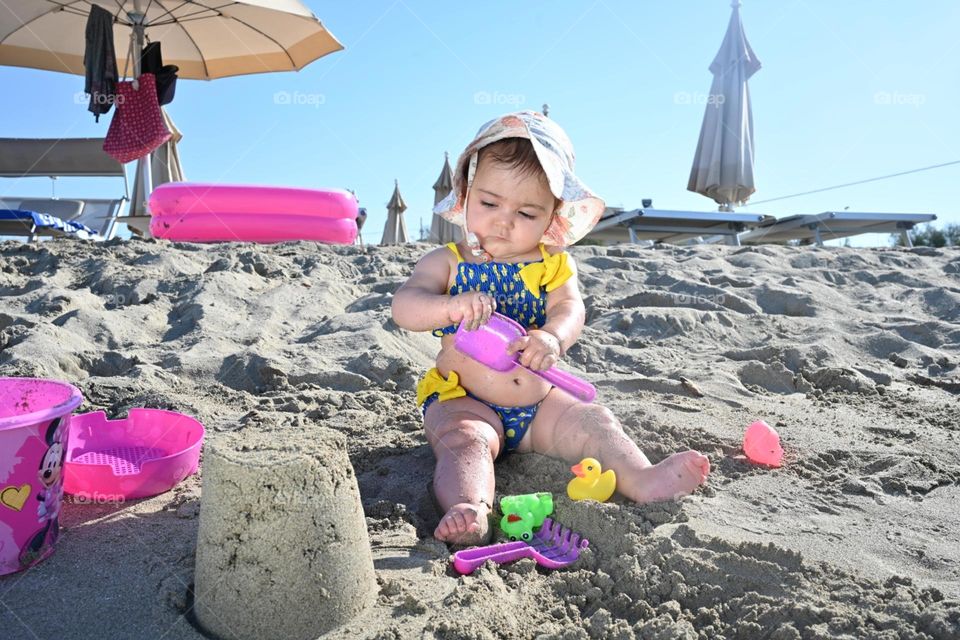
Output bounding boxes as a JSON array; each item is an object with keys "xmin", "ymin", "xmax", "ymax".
[
  {"xmin": 0, "ymin": 377, "xmax": 84, "ymax": 575},
  {"xmin": 454, "ymin": 313, "xmax": 597, "ymax": 403},
  {"xmin": 148, "ymin": 182, "xmax": 359, "ymax": 244},
  {"xmin": 451, "ymin": 517, "xmax": 589, "ymax": 575},
  {"xmin": 64, "ymin": 408, "xmax": 205, "ymax": 500}
]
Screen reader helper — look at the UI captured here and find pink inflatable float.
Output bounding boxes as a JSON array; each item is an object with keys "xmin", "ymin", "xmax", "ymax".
[{"xmin": 148, "ymin": 183, "xmax": 359, "ymax": 244}]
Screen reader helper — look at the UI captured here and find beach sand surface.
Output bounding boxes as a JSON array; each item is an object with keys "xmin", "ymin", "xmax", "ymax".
[{"xmin": 1, "ymin": 239, "xmax": 958, "ymax": 639}]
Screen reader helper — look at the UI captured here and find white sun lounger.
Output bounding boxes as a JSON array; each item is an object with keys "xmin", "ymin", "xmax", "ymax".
[
  {"xmin": 587, "ymin": 207, "xmax": 774, "ymax": 246},
  {"xmin": 738, "ymin": 211, "xmax": 937, "ymax": 247}
]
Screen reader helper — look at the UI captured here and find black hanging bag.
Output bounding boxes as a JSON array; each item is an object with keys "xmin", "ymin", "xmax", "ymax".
[{"xmin": 140, "ymin": 41, "xmax": 179, "ymax": 106}]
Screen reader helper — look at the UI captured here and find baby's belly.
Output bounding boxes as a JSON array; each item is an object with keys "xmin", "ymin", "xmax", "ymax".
[{"xmin": 436, "ymin": 334, "xmax": 552, "ymax": 407}]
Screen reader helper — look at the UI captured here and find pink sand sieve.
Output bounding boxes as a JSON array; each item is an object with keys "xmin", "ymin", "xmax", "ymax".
[
  {"xmin": 64, "ymin": 408, "xmax": 204, "ymax": 500},
  {"xmin": 71, "ymin": 445, "xmax": 166, "ymax": 476}
]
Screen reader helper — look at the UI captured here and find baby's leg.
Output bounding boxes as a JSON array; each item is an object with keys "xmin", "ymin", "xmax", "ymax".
[
  {"xmin": 423, "ymin": 396, "xmax": 504, "ymax": 545},
  {"xmin": 529, "ymin": 389, "xmax": 710, "ymax": 503}
]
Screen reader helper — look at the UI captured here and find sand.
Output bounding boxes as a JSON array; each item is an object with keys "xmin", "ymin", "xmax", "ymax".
[{"xmin": 0, "ymin": 238, "xmax": 958, "ymax": 639}]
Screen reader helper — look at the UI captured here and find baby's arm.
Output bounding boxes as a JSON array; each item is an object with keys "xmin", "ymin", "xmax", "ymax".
[
  {"xmin": 391, "ymin": 247, "xmax": 495, "ymax": 332},
  {"xmin": 507, "ymin": 253, "xmax": 586, "ymax": 370}
]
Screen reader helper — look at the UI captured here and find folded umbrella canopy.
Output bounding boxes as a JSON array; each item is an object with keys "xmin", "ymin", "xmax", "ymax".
[
  {"xmin": 381, "ymin": 180, "xmax": 409, "ymax": 246},
  {"xmin": 0, "ymin": 0, "xmax": 343, "ymax": 79},
  {"xmin": 429, "ymin": 152, "xmax": 461, "ymax": 244},
  {"xmin": 687, "ymin": 0, "xmax": 761, "ymax": 211}
]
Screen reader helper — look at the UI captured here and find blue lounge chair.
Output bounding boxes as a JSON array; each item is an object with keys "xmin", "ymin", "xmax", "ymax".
[{"xmin": 0, "ymin": 209, "xmax": 99, "ymax": 239}]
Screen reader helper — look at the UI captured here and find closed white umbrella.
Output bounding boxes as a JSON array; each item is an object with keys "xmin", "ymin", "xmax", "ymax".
[
  {"xmin": 429, "ymin": 152, "xmax": 461, "ymax": 244},
  {"xmin": 687, "ymin": 1, "xmax": 760, "ymax": 211},
  {"xmin": 381, "ymin": 180, "xmax": 408, "ymax": 245},
  {"xmin": 0, "ymin": 0, "xmax": 343, "ymax": 80}
]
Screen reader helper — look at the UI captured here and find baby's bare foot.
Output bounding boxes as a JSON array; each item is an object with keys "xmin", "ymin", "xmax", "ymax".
[
  {"xmin": 434, "ymin": 502, "xmax": 491, "ymax": 545},
  {"xmin": 634, "ymin": 450, "xmax": 710, "ymax": 503}
]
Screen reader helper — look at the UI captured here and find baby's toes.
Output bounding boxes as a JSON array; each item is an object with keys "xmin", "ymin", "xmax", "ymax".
[
  {"xmin": 692, "ymin": 454, "xmax": 710, "ymax": 477},
  {"xmin": 435, "ymin": 514, "xmax": 458, "ymax": 539},
  {"xmin": 447, "ymin": 511, "xmax": 467, "ymax": 533}
]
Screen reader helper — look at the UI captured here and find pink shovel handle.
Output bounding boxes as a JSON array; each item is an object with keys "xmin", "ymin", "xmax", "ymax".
[{"xmin": 533, "ymin": 367, "xmax": 596, "ymax": 403}]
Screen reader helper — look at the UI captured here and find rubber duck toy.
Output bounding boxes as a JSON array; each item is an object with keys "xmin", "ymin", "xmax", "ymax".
[{"xmin": 567, "ymin": 458, "xmax": 616, "ymax": 502}]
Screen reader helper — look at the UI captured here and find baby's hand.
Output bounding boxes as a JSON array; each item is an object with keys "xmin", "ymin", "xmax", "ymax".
[
  {"xmin": 507, "ymin": 329, "xmax": 561, "ymax": 371},
  {"xmin": 447, "ymin": 291, "xmax": 496, "ymax": 331}
]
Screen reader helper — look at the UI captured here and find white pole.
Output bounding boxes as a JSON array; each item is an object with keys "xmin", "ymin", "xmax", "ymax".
[{"xmin": 129, "ymin": 2, "xmax": 153, "ymax": 218}]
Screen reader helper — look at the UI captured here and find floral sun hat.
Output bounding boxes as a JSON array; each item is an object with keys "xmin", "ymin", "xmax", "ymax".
[{"xmin": 433, "ymin": 111, "xmax": 605, "ymax": 248}]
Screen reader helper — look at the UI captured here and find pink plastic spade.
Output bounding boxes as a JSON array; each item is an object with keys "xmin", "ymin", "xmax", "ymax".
[
  {"xmin": 455, "ymin": 313, "xmax": 596, "ymax": 402},
  {"xmin": 743, "ymin": 420, "xmax": 784, "ymax": 467},
  {"xmin": 451, "ymin": 518, "xmax": 589, "ymax": 575}
]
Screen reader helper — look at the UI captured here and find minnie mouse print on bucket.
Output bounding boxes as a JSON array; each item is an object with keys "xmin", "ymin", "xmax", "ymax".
[{"xmin": 102, "ymin": 72, "xmax": 171, "ymax": 164}]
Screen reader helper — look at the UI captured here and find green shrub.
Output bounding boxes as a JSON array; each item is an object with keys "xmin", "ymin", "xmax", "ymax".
[{"xmin": 892, "ymin": 223, "xmax": 958, "ymax": 247}]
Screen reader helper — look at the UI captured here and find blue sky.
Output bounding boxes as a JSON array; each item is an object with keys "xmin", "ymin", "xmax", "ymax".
[{"xmin": 2, "ymin": 1, "xmax": 958, "ymax": 246}]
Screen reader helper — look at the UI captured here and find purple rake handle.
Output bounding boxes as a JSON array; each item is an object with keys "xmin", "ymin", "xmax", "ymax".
[
  {"xmin": 451, "ymin": 518, "xmax": 590, "ymax": 575},
  {"xmin": 454, "ymin": 313, "xmax": 597, "ymax": 403},
  {"xmin": 451, "ymin": 542, "xmax": 536, "ymax": 575},
  {"xmin": 530, "ymin": 367, "xmax": 596, "ymax": 403}
]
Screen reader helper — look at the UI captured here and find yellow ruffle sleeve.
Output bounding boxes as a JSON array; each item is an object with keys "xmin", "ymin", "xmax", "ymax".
[
  {"xmin": 416, "ymin": 368, "xmax": 467, "ymax": 406},
  {"xmin": 518, "ymin": 250, "xmax": 573, "ymax": 299}
]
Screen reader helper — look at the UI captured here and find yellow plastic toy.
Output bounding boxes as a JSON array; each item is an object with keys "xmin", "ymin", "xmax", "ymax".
[{"xmin": 566, "ymin": 457, "xmax": 616, "ymax": 502}]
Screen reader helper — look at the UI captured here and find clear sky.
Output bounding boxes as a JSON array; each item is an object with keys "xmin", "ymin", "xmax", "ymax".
[{"xmin": 2, "ymin": 1, "xmax": 958, "ymax": 246}]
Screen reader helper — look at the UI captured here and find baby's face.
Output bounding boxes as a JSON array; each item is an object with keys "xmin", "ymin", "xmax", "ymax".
[{"xmin": 466, "ymin": 156, "xmax": 556, "ymax": 260}]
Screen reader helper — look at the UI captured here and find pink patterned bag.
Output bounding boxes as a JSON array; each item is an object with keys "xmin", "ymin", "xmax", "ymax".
[{"xmin": 102, "ymin": 73, "xmax": 171, "ymax": 164}]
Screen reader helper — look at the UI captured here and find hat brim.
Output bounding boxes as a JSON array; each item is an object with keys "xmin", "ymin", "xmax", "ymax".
[{"xmin": 433, "ymin": 111, "xmax": 605, "ymax": 247}]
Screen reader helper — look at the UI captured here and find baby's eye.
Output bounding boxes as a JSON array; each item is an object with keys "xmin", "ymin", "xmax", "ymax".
[
  {"xmin": 481, "ymin": 201, "xmax": 496, "ymax": 208},
  {"xmin": 518, "ymin": 211, "xmax": 534, "ymax": 219}
]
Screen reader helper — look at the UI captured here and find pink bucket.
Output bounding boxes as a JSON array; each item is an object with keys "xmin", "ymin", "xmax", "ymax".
[{"xmin": 0, "ymin": 377, "xmax": 84, "ymax": 575}]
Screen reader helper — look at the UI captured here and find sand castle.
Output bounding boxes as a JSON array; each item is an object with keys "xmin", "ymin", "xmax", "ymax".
[{"xmin": 192, "ymin": 424, "xmax": 376, "ymax": 640}]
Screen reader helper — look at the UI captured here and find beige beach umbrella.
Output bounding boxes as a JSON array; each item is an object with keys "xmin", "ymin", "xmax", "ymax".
[
  {"xmin": 687, "ymin": 0, "xmax": 760, "ymax": 211},
  {"xmin": 381, "ymin": 180, "xmax": 409, "ymax": 245},
  {"xmin": 0, "ymin": 0, "xmax": 343, "ymax": 80},
  {"xmin": 429, "ymin": 152, "xmax": 461, "ymax": 244},
  {"xmin": 1, "ymin": 1, "xmax": 343, "ymax": 233}
]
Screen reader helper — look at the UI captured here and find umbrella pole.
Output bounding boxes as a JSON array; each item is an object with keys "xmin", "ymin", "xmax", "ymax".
[{"xmin": 130, "ymin": 5, "xmax": 153, "ymax": 217}]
